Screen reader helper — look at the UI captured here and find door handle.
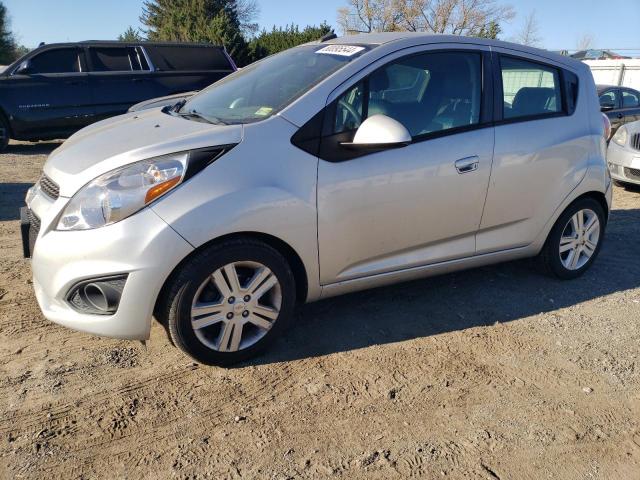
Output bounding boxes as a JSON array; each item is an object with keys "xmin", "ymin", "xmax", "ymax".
[
  {"xmin": 132, "ymin": 78, "xmax": 148, "ymax": 83},
  {"xmin": 617, "ymin": 113, "xmax": 623, "ymax": 118},
  {"xmin": 455, "ymin": 156, "xmax": 479, "ymax": 174}
]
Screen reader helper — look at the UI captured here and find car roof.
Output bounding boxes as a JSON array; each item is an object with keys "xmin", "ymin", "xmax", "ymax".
[
  {"xmin": 33, "ymin": 40, "xmax": 225, "ymax": 50},
  {"xmin": 326, "ymin": 32, "xmax": 583, "ymax": 69},
  {"xmin": 597, "ymin": 84, "xmax": 639, "ymax": 93}
]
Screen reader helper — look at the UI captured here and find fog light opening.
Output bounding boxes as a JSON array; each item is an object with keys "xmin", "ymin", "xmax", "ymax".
[{"xmin": 81, "ymin": 282, "xmax": 121, "ymax": 313}]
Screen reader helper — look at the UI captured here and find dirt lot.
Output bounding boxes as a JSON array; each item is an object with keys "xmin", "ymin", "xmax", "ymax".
[{"xmin": 0, "ymin": 141, "xmax": 639, "ymax": 479}]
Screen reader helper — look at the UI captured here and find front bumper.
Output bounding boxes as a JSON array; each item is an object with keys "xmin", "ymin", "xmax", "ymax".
[
  {"xmin": 607, "ymin": 141, "xmax": 640, "ymax": 185},
  {"xmin": 29, "ymin": 196, "xmax": 193, "ymax": 340}
]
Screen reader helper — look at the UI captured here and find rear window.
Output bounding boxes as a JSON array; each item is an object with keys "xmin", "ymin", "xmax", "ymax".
[
  {"xmin": 89, "ymin": 47, "xmax": 149, "ymax": 72},
  {"xmin": 145, "ymin": 46, "xmax": 233, "ymax": 71}
]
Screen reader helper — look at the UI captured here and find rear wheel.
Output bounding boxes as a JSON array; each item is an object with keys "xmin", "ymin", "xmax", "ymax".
[
  {"xmin": 539, "ymin": 198, "xmax": 605, "ymax": 279},
  {"xmin": 0, "ymin": 115, "xmax": 9, "ymax": 152},
  {"xmin": 159, "ymin": 238, "xmax": 296, "ymax": 366}
]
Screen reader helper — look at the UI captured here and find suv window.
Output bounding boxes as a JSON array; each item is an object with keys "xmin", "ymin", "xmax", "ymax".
[
  {"xmin": 501, "ymin": 56, "xmax": 561, "ymax": 119},
  {"xmin": 599, "ymin": 90, "xmax": 619, "ymax": 108},
  {"xmin": 146, "ymin": 46, "xmax": 232, "ymax": 71},
  {"xmin": 334, "ymin": 51, "xmax": 482, "ymax": 137},
  {"xmin": 89, "ymin": 47, "xmax": 148, "ymax": 72},
  {"xmin": 622, "ymin": 90, "xmax": 640, "ymax": 108},
  {"xmin": 29, "ymin": 48, "xmax": 80, "ymax": 74}
]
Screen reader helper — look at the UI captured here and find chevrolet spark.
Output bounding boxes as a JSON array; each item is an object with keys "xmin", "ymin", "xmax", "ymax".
[{"xmin": 23, "ymin": 33, "xmax": 612, "ymax": 365}]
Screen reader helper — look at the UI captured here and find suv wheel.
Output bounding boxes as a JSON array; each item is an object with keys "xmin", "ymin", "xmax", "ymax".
[
  {"xmin": 540, "ymin": 197, "xmax": 605, "ymax": 279},
  {"xmin": 0, "ymin": 116, "xmax": 9, "ymax": 152},
  {"xmin": 159, "ymin": 238, "xmax": 296, "ymax": 366}
]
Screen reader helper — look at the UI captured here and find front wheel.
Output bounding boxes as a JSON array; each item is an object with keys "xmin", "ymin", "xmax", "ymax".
[
  {"xmin": 539, "ymin": 198, "xmax": 606, "ymax": 279},
  {"xmin": 159, "ymin": 238, "xmax": 297, "ymax": 366},
  {"xmin": 0, "ymin": 115, "xmax": 9, "ymax": 152}
]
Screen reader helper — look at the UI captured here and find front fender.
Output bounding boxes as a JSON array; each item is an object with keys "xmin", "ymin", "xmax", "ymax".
[{"xmin": 150, "ymin": 117, "xmax": 321, "ymax": 301}]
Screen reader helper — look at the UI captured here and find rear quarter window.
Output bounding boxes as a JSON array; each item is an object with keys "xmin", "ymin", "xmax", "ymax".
[{"xmin": 145, "ymin": 46, "xmax": 233, "ymax": 71}]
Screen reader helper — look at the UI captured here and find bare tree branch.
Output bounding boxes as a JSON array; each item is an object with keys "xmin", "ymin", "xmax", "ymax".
[
  {"xmin": 338, "ymin": 0, "xmax": 514, "ymax": 36},
  {"xmin": 512, "ymin": 9, "xmax": 541, "ymax": 46}
]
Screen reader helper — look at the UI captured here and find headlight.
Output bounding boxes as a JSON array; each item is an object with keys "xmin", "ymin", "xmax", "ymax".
[
  {"xmin": 57, "ymin": 153, "xmax": 187, "ymax": 231},
  {"xmin": 612, "ymin": 126, "xmax": 628, "ymax": 147}
]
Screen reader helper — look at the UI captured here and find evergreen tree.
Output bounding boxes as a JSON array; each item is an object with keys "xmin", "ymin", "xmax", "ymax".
[
  {"xmin": 476, "ymin": 21, "xmax": 501, "ymax": 39},
  {"xmin": 0, "ymin": 1, "xmax": 16, "ymax": 65},
  {"xmin": 140, "ymin": 0, "xmax": 250, "ymax": 64},
  {"xmin": 248, "ymin": 23, "xmax": 332, "ymax": 62},
  {"xmin": 119, "ymin": 26, "xmax": 145, "ymax": 42}
]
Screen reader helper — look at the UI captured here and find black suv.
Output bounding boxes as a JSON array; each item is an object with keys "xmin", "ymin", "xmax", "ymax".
[
  {"xmin": 598, "ymin": 84, "xmax": 640, "ymax": 135},
  {"xmin": 0, "ymin": 41, "xmax": 236, "ymax": 151}
]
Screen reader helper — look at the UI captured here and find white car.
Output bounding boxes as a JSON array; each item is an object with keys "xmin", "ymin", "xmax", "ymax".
[
  {"xmin": 607, "ymin": 120, "xmax": 640, "ymax": 187},
  {"xmin": 22, "ymin": 33, "xmax": 612, "ymax": 365}
]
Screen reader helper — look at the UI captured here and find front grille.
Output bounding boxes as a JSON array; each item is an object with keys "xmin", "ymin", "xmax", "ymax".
[
  {"xmin": 28, "ymin": 209, "xmax": 40, "ymax": 255},
  {"xmin": 624, "ymin": 167, "xmax": 640, "ymax": 181},
  {"xmin": 39, "ymin": 174, "xmax": 60, "ymax": 200},
  {"xmin": 632, "ymin": 133, "xmax": 640, "ymax": 151}
]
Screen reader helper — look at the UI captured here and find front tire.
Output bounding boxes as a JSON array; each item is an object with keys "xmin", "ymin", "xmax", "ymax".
[
  {"xmin": 159, "ymin": 238, "xmax": 297, "ymax": 366},
  {"xmin": 539, "ymin": 197, "xmax": 605, "ymax": 279},
  {"xmin": 0, "ymin": 115, "xmax": 9, "ymax": 152}
]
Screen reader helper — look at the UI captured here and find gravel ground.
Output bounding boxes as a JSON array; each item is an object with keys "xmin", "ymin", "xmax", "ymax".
[{"xmin": 0, "ymin": 141, "xmax": 639, "ymax": 479}]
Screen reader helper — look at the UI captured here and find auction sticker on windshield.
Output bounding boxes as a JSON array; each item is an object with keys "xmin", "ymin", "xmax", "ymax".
[{"xmin": 316, "ymin": 45, "xmax": 365, "ymax": 57}]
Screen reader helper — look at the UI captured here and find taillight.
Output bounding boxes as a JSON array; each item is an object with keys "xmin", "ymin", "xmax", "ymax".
[{"xmin": 602, "ymin": 113, "xmax": 611, "ymax": 141}]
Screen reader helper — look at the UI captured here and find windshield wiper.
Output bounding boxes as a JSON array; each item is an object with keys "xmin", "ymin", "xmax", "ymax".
[{"xmin": 177, "ymin": 109, "xmax": 226, "ymax": 126}]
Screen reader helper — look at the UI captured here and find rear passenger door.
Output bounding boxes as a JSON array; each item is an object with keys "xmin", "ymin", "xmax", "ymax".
[
  {"xmin": 478, "ymin": 52, "xmax": 586, "ymax": 253},
  {"xmin": 87, "ymin": 46, "xmax": 159, "ymax": 121},
  {"xmin": 620, "ymin": 89, "xmax": 640, "ymax": 125},
  {"xmin": 7, "ymin": 47, "xmax": 93, "ymax": 138}
]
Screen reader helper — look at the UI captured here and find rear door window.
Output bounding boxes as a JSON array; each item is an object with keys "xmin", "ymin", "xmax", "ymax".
[
  {"xmin": 500, "ymin": 56, "xmax": 562, "ymax": 120},
  {"xmin": 622, "ymin": 90, "xmax": 640, "ymax": 108},
  {"xmin": 145, "ymin": 46, "xmax": 232, "ymax": 71},
  {"xmin": 29, "ymin": 48, "xmax": 80, "ymax": 74},
  {"xmin": 89, "ymin": 47, "xmax": 148, "ymax": 72}
]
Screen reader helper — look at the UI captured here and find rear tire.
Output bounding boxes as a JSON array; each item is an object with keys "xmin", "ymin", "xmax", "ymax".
[
  {"xmin": 158, "ymin": 238, "xmax": 297, "ymax": 366},
  {"xmin": 539, "ymin": 197, "xmax": 605, "ymax": 279},
  {"xmin": 0, "ymin": 115, "xmax": 9, "ymax": 152}
]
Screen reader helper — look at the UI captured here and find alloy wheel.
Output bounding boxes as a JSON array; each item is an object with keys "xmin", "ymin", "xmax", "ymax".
[
  {"xmin": 559, "ymin": 208, "xmax": 600, "ymax": 271},
  {"xmin": 190, "ymin": 261, "xmax": 282, "ymax": 352}
]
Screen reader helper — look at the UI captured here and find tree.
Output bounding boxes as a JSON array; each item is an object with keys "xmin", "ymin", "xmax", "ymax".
[
  {"xmin": 248, "ymin": 23, "xmax": 332, "ymax": 61},
  {"xmin": 576, "ymin": 33, "xmax": 594, "ymax": 51},
  {"xmin": 140, "ymin": 0, "xmax": 254, "ymax": 65},
  {"xmin": 119, "ymin": 26, "xmax": 145, "ymax": 42},
  {"xmin": 337, "ymin": 0, "xmax": 514, "ymax": 36},
  {"xmin": 0, "ymin": 1, "xmax": 16, "ymax": 65},
  {"xmin": 513, "ymin": 10, "xmax": 541, "ymax": 47},
  {"xmin": 476, "ymin": 20, "xmax": 501, "ymax": 39}
]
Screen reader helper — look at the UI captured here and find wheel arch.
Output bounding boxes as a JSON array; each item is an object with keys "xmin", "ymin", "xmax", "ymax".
[{"xmin": 154, "ymin": 231, "xmax": 310, "ymax": 320}]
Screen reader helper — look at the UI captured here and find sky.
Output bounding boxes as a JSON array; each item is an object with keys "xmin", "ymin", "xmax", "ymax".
[{"xmin": 4, "ymin": 0, "xmax": 640, "ymax": 52}]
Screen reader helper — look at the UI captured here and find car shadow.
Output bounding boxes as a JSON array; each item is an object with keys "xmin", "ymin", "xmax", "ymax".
[
  {"xmin": 0, "ymin": 183, "xmax": 33, "ymax": 221},
  {"xmin": 3, "ymin": 141, "xmax": 61, "ymax": 156},
  {"xmin": 248, "ymin": 207, "xmax": 640, "ymax": 366}
]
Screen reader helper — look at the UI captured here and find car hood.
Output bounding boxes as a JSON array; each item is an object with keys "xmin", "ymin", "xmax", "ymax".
[{"xmin": 44, "ymin": 108, "xmax": 243, "ymax": 197}]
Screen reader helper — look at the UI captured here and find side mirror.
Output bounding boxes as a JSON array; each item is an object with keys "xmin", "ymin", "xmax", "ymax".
[
  {"xmin": 341, "ymin": 114, "xmax": 411, "ymax": 150},
  {"xmin": 14, "ymin": 60, "xmax": 32, "ymax": 75},
  {"xmin": 600, "ymin": 102, "xmax": 615, "ymax": 111}
]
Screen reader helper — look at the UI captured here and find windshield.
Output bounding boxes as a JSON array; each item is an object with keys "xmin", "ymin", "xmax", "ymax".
[{"xmin": 174, "ymin": 44, "xmax": 371, "ymax": 125}]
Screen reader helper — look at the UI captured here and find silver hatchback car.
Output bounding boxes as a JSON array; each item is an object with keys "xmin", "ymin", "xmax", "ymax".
[{"xmin": 23, "ymin": 33, "xmax": 612, "ymax": 365}]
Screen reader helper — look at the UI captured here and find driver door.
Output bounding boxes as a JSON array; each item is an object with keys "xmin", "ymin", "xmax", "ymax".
[{"xmin": 317, "ymin": 48, "xmax": 495, "ymax": 284}]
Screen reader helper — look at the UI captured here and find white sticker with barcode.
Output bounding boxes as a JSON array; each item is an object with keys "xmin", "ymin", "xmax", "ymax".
[{"xmin": 316, "ymin": 45, "xmax": 365, "ymax": 57}]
